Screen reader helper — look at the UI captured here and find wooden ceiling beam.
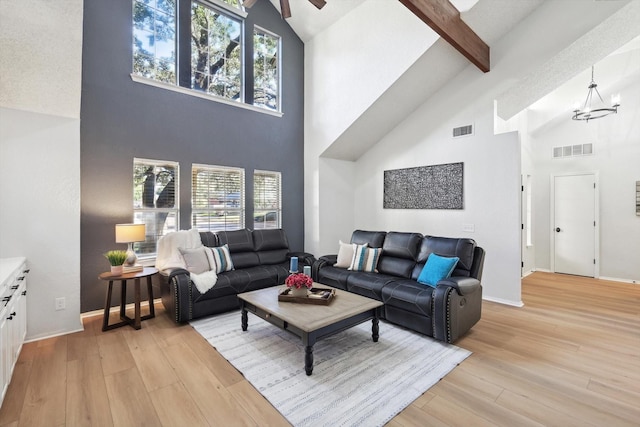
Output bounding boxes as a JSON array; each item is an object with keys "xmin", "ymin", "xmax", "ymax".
[
  {"xmin": 279, "ymin": 0, "xmax": 292, "ymax": 18},
  {"xmin": 399, "ymin": 0, "xmax": 490, "ymax": 73},
  {"xmin": 308, "ymin": 0, "xmax": 327, "ymax": 10}
]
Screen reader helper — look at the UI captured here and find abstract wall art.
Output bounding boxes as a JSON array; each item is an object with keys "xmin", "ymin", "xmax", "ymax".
[{"xmin": 383, "ymin": 162, "xmax": 463, "ymax": 209}]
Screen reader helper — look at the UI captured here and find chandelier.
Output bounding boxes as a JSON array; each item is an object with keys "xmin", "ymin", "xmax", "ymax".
[{"xmin": 572, "ymin": 66, "xmax": 620, "ymax": 122}]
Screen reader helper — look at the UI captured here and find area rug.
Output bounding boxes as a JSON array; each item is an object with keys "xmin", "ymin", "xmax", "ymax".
[{"xmin": 190, "ymin": 311, "xmax": 471, "ymax": 427}]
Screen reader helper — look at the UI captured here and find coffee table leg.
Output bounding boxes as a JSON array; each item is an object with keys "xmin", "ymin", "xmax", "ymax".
[
  {"xmin": 241, "ymin": 307, "xmax": 248, "ymax": 331},
  {"xmin": 305, "ymin": 345, "xmax": 314, "ymax": 376},
  {"xmin": 372, "ymin": 317, "xmax": 379, "ymax": 342}
]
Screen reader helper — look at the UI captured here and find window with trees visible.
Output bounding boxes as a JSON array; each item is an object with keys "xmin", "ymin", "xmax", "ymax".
[
  {"xmin": 253, "ymin": 27, "xmax": 280, "ymax": 111},
  {"xmin": 133, "ymin": 159, "xmax": 179, "ymax": 257},
  {"xmin": 133, "ymin": 0, "xmax": 283, "ymax": 111},
  {"xmin": 253, "ymin": 170, "xmax": 281, "ymax": 229},
  {"xmin": 191, "ymin": 1, "xmax": 243, "ymax": 100},
  {"xmin": 192, "ymin": 164, "xmax": 245, "ymax": 231},
  {"xmin": 133, "ymin": 0, "xmax": 177, "ymax": 84}
]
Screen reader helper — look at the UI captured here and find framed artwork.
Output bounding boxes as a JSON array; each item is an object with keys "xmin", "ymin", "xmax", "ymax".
[{"xmin": 383, "ymin": 162, "xmax": 463, "ymax": 209}]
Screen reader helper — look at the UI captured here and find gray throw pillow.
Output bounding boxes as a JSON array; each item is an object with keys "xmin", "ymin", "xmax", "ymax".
[{"xmin": 178, "ymin": 246, "xmax": 211, "ymax": 274}]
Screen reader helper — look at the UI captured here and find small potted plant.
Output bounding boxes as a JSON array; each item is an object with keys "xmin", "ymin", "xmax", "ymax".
[
  {"xmin": 285, "ymin": 272, "xmax": 313, "ymax": 297},
  {"xmin": 105, "ymin": 250, "xmax": 127, "ymax": 275}
]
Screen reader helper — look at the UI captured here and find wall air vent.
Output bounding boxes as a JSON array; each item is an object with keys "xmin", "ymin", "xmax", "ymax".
[
  {"xmin": 452, "ymin": 124, "xmax": 474, "ymax": 138},
  {"xmin": 553, "ymin": 143, "xmax": 593, "ymax": 159}
]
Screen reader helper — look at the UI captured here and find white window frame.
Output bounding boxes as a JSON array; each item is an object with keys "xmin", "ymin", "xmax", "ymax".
[
  {"xmin": 130, "ymin": 0, "xmax": 285, "ymax": 117},
  {"xmin": 191, "ymin": 0, "xmax": 245, "ymax": 103},
  {"xmin": 132, "ymin": 0, "xmax": 177, "ymax": 84},
  {"xmin": 133, "ymin": 158, "xmax": 180, "ymax": 259},
  {"xmin": 253, "ymin": 26, "xmax": 282, "ymax": 112},
  {"xmin": 253, "ymin": 169, "xmax": 282, "ymax": 229},
  {"xmin": 192, "ymin": 164, "xmax": 245, "ymax": 231}
]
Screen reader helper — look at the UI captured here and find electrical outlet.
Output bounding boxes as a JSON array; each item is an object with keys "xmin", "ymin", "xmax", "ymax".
[
  {"xmin": 55, "ymin": 297, "xmax": 66, "ymax": 311},
  {"xmin": 462, "ymin": 223, "xmax": 475, "ymax": 233}
]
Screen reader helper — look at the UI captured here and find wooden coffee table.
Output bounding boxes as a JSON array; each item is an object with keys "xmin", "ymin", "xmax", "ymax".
[{"xmin": 238, "ymin": 284, "xmax": 383, "ymax": 376}]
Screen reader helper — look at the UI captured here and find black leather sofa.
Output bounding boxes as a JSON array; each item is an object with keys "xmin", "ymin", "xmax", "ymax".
[
  {"xmin": 161, "ymin": 228, "xmax": 314, "ymax": 322},
  {"xmin": 313, "ymin": 230, "xmax": 485, "ymax": 343}
]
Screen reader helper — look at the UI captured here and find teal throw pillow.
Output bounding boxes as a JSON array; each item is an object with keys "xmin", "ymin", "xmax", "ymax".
[{"xmin": 417, "ymin": 254, "xmax": 459, "ymax": 287}]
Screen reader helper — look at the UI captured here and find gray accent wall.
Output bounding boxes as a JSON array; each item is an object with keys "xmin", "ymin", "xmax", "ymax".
[{"xmin": 81, "ymin": 0, "xmax": 304, "ymax": 312}]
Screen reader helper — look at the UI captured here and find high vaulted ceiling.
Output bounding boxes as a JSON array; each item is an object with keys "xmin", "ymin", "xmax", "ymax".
[
  {"xmin": 266, "ymin": 0, "xmax": 640, "ymax": 161},
  {"xmin": 268, "ymin": 0, "xmax": 479, "ymax": 42}
]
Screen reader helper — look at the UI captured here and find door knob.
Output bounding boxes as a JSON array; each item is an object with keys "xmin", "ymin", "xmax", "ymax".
[{"xmin": 555, "ymin": 227, "xmax": 561, "ymax": 232}]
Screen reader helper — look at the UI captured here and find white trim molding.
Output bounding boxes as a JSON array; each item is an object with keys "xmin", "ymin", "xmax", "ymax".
[
  {"xmin": 483, "ymin": 296, "xmax": 525, "ymax": 307},
  {"xmin": 130, "ymin": 74, "xmax": 283, "ymax": 118}
]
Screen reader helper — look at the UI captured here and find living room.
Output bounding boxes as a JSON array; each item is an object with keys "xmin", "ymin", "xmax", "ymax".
[{"xmin": 1, "ymin": 0, "xmax": 639, "ymax": 425}]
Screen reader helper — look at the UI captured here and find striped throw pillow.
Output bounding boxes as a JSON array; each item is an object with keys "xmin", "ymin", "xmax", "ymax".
[
  {"xmin": 207, "ymin": 244, "xmax": 234, "ymax": 273},
  {"xmin": 348, "ymin": 246, "xmax": 381, "ymax": 273}
]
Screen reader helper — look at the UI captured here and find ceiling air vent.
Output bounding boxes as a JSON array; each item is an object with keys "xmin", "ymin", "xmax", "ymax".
[
  {"xmin": 453, "ymin": 124, "xmax": 474, "ymax": 138},
  {"xmin": 553, "ymin": 143, "xmax": 594, "ymax": 159}
]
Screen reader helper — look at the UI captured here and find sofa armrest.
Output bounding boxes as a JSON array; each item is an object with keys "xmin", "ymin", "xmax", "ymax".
[
  {"xmin": 163, "ymin": 268, "xmax": 193, "ymax": 323},
  {"xmin": 437, "ymin": 276, "xmax": 481, "ymax": 296},
  {"xmin": 311, "ymin": 255, "xmax": 337, "ymax": 281},
  {"xmin": 432, "ymin": 279, "xmax": 482, "ymax": 343},
  {"xmin": 288, "ymin": 251, "xmax": 316, "ymax": 268}
]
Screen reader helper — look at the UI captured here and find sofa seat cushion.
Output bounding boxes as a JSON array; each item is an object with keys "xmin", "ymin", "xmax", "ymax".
[
  {"xmin": 315, "ymin": 266, "xmax": 352, "ymax": 290},
  {"xmin": 193, "ymin": 265, "xmax": 288, "ymax": 302},
  {"xmin": 346, "ymin": 272, "xmax": 397, "ymax": 301},
  {"xmin": 381, "ymin": 280, "xmax": 434, "ymax": 317}
]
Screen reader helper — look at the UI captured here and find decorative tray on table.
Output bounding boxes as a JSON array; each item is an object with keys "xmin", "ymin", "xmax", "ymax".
[{"xmin": 278, "ymin": 287, "xmax": 336, "ymax": 305}]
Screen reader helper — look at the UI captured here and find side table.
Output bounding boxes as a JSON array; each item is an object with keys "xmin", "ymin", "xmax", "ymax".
[{"xmin": 99, "ymin": 267, "xmax": 158, "ymax": 331}]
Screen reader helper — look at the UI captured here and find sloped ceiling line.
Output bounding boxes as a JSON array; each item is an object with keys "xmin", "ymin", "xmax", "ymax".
[{"xmin": 399, "ymin": 0, "xmax": 490, "ymax": 72}]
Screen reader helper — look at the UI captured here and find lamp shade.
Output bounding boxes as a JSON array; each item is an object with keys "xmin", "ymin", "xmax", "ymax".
[{"xmin": 115, "ymin": 223, "xmax": 146, "ymax": 243}]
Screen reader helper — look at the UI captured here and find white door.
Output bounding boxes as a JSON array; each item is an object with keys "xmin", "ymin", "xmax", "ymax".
[{"xmin": 553, "ymin": 174, "xmax": 596, "ymax": 277}]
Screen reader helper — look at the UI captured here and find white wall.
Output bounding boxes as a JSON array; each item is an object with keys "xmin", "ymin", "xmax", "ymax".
[
  {"xmin": 0, "ymin": 0, "xmax": 83, "ymax": 339},
  {"xmin": 0, "ymin": 109, "xmax": 83, "ymax": 339},
  {"xmin": 354, "ymin": 97, "xmax": 523, "ymax": 305},
  {"xmin": 530, "ymin": 76, "xmax": 640, "ymax": 282},
  {"xmin": 304, "ymin": 0, "xmax": 435, "ymax": 256}
]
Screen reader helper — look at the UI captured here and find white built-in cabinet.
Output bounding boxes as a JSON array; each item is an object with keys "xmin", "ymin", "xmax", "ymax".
[{"xmin": 0, "ymin": 257, "xmax": 28, "ymax": 406}]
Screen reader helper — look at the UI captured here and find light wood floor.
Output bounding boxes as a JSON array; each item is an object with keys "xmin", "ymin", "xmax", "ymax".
[{"xmin": 1, "ymin": 272, "xmax": 639, "ymax": 426}]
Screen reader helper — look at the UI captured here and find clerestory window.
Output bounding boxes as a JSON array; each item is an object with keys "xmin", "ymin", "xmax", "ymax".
[
  {"xmin": 191, "ymin": 1, "xmax": 243, "ymax": 100},
  {"xmin": 133, "ymin": 0, "xmax": 177, "ymax": 84},
  {"xmin": 131, "ymin": 0, "xmax": 282, "ymax": 113},
  {"xmin": 253, "ymin": 27, "xmax": 280, "ymax": 111}
]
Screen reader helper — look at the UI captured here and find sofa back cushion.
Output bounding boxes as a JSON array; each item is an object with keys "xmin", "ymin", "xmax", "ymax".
[
  {"xmin": 252, "ymin": 229, "xmax": 289, "ymax": 251},
  {"xmin": 413, "ymin": 236, "xmax": 476, "ymax": 279},
  {"xmin": 216, "ymin": 229, "xmax": 259, "ymax": 268},
  {"xmin": 377, "ymin": 232, "xmax": 422, "ymax": 278},
  {"xmin": 253, "ymin": 229, "xmax": 290, "ymax": 265},
  {"xmin": 199, "ymin": 232, "xmax": 219, "ymax": 248},
  {"xmin": 350, "ymin": 230, "xmax": 386, "ymax": 248}
]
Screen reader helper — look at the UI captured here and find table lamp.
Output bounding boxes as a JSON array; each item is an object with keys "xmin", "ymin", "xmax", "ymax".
[{"xmin": 115, "ymin": 223, "xmax": 146, "ymax": 266}]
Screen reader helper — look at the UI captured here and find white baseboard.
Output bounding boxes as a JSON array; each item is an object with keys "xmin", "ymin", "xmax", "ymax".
[
  {"xmin": 24, "ymin": 298, "xmax": 164, "ymax": 344},
  {"xmin": 522, "ymin": 270, "xmax": 534, "ymax": 278},
  {"xmin": 527, "ymin": 269, "xmax": 637, "ymax": 285},
  {"xmin": 598, "ymin": 276, "xmax": 639, "ymax": 285},
  {"xmin": 482, "ymin": 296, "xmax": 524, "ymax": 307},
  {"xmin": 25, "ymin": 327, "xmax": 85, "ymax": 343}
]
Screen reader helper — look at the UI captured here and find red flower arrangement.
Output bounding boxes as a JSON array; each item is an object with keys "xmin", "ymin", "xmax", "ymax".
[{"xmin": 285, "ymin": 272, "xmax": 313, "ymax": 289}]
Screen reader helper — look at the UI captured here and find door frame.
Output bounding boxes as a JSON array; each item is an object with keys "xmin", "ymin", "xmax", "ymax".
[{"xmin": 549, "ymin": 171, "xmax": 600, "ymax": 277}]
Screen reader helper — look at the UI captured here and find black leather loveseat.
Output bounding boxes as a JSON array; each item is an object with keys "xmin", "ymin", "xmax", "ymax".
[
  {"xmin": 313, "ymin": 230, "xmax": 485, "ymax": 343},
  {"xmin": 161, "ymin": 228, "xmax": 314, "ymax": 322}
]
